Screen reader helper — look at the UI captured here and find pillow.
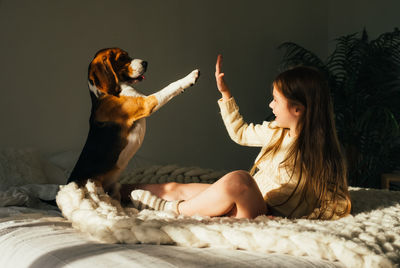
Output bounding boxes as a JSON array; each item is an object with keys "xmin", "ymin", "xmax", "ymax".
[
  {"xmin": 47, "ymin": 150, "xmax": 80, "ymax": 174},
  {"xmin": 41, "ymin": 158, "xmax": 69, "ymax": 185},
  {"xmin": 0, "ymin": 148, "xmax": 49, "ymax": 191}
]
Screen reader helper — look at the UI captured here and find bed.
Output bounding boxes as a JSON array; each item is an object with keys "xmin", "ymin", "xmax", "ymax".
[{"xmin": 0, "ymin": 148, "xmax": 398, "ymax": 268}]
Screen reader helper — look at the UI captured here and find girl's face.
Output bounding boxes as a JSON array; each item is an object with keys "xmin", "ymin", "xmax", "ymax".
[{"xmin": 269, "ymin": 85, "xmax": 302, "ymax": 135}]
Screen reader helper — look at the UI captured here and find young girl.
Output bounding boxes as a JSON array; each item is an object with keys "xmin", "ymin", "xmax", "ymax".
[{"xmin": 122, "ymin": 55, "xmax": 351, "ymax": 220}]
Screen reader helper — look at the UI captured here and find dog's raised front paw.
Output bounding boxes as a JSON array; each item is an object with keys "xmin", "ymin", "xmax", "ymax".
[
  {"xmin": 180, "ymin": 69, "xmax": 200, "ymax": 89},
  {"xmin": 189, "ymin": 69, "xmax": 200, "ymax": 85}
]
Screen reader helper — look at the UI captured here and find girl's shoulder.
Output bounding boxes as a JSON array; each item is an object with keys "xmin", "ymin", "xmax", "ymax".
[
  {"xmin": 265, "ymin": 120, "xmax": 278, "ymax": 129},
  {"xmin": 259, "ymin": 121, "xmax": 286, "ymax": 145},
  {"xmin": 261, "ymin": 121, "xmax": 296, "ymax": 148}
]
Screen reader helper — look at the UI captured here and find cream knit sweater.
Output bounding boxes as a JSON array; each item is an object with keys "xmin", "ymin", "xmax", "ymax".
[{"xmin": 218, "ymin": 97, "xmax": 317, "ymax": 218}]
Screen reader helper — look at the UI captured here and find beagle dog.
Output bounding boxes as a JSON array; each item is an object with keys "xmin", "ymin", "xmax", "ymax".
[{"xmin": 67, "ymin": 48, "xmax": 199, "ymax": 201}]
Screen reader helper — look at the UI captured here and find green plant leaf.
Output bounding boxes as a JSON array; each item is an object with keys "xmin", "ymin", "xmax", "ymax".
[{"xmin": 279, "ymin": 28, "xmax": 400, "ymax": 188}]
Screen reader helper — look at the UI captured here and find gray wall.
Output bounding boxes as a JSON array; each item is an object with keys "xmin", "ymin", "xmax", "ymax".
[
  {"xmin": 0, "ymin": 0, "xmax": 398, "ymax": 171},
  {"xmin": 328, "ymin": 0, "xmax": 400, "ymax": 52}
]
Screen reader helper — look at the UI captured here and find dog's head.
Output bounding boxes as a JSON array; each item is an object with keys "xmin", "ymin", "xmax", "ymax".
[{"xmin": 88, "ymin": 48, "xmax": 147, "ymax": 97}]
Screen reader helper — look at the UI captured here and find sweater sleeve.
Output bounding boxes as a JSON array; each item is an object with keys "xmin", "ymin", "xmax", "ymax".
[{"xmin": 218, "ymin": 97, "xmax": 275, "ymax": 147}]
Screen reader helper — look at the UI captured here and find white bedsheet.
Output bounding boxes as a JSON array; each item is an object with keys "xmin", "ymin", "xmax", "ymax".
[
  {"xmin": 1, "ymin": 181, "xmax": 400, "ymax": 267},
  {"xmin": 0, "ymin": 209, "xmax": 342, "ymax": 268}
]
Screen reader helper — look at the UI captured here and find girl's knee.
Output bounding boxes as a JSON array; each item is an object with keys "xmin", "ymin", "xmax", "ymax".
[
  {"xmin": 160, "ymin": 182, "xmax": 181, "ymax": 200},
  {"xmin": 220, "ymin": 170, "xmax": 254, "ymax": 196},
  {"xmin": 162, "ymin": 182, "xmax": 179, "ymax": 193},
  {"xmin": 227, "ymin": 170, "xmax": 254, "ymax": 185}
]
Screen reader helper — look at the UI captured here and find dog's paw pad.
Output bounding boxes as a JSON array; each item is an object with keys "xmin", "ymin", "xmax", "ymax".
[
  {"xmin": 180, "ymin": 69, "xmax": 200, "ymax": 89},
  {"xmin": 189, "ymin": 69, "xmax": 200, "ymax": 85},
  {"xmin": 192, "ymin": 70, "xmax": 200, "ymax": 85}
]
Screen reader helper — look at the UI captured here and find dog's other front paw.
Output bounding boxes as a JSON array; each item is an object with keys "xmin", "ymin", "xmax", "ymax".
[{"xmin": 180, "ymin": 69, "xmax": 200, "ymax": 89}]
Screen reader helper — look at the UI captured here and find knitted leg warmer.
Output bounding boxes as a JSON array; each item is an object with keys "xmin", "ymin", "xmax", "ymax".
[{"xmin": 130, "ymin": 189, "xmax": 182, "ymax": 215}]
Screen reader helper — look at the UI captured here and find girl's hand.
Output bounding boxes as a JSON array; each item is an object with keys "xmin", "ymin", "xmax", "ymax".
[{"xmin": 215, "ymin": 54, "xmax": 232, "ymax": 100}]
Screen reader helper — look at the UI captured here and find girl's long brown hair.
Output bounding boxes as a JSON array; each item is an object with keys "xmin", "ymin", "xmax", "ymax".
[{"xmin": 250, "ymin": 66, "xmax": 351, "ymax": 219}]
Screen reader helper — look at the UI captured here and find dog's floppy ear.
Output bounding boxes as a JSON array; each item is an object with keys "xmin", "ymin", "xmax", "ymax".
[{"xmin": 88, "ymin": 51, "xmax": 120, "ymax": 97}]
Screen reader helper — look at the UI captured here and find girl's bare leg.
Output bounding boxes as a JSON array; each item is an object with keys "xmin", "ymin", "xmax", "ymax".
[
  {"xmin": 178, "ymin": 170, "xmax": 267, "ymax": 218},
  {"xmin": 120, "ymin": 182, "xmax": 210, "ymax": 203},
  {"xmin": 121, "ymin": 170, "xmax": 266, "ymax": 219},
  {"xmin": 140, "ymin": 182, "xmax": 210, "ymax": 201}
]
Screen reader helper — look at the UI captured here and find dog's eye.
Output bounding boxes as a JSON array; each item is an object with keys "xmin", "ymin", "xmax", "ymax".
[
  {"xmin": 95, "ymin": 121, "xmax": 107, "ymax": 127},
  {"xmin": 118, "ymin": 54, "xmax": 130, "ymax": 63}
]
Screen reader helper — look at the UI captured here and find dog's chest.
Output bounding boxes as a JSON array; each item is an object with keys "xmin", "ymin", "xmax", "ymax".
[
  {"xmin": 116, "ymin": 86, "xmax": 147, "ymax": 169},
  {"xmin": 116, "ymin": 117, "xmax": 146, "ymax": 169}
]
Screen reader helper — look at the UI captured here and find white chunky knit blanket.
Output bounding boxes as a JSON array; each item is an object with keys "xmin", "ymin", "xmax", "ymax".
[{"xmin": 56, "ymin": 165, "xmax": 400, "ymax": 268}]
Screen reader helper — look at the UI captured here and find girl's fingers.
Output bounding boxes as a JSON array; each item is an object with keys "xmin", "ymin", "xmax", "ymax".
[
  {"xmin": 216, "ymin": 74, "xmax": 227, "ymax": 92},
  {"xmin": 216, "ymin": 54, "xmax": 223, "ymax": 74},
  {"xmin": 216, "ymin": 73, "xmax": 225, "ymax": 86},
  {"xmin": 216, "ymin": 54, "xmax": 229, "ymax": 95}
]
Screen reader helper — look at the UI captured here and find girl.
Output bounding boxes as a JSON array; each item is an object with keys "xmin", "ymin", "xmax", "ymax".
[{"xmin": 122, "ymin": 55, "xmax": 351, "ymax": 220}]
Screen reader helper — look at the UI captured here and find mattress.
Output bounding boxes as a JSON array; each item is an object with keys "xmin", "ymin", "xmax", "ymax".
[
  {"xmin": 0, "ymin": 208, "xmax": 341, "ymax": 268},
  {"xmin": 0, "ymin": 149, "xmax": 398, "ymax": 267}
]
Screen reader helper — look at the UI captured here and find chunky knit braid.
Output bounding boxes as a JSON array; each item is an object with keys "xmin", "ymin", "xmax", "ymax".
[{"xmin": 56, "ymin": 165, "xmax": 400, "ymax": 268}]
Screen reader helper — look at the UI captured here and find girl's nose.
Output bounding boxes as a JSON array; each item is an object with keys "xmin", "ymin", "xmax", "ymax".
[{"xmin": 269, "ymin": 100, "xmax": 274, "ymax": 109}]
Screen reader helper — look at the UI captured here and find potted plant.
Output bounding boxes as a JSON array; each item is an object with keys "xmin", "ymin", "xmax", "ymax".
[{"xmin": 278, "ymin": 28, "xmax": 400, "ymax": 188}]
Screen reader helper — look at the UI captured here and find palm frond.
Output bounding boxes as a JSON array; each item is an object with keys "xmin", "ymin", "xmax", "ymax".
[
  {"xmin": 278, "ymin": 42, "xmax": 327, "ymax": 71},
  {"xmin": 279, "ymin": 28, "xmax": 400, "ymax": 187}
]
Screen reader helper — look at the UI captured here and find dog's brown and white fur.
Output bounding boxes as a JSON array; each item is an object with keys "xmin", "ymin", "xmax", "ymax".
[{"xmin": 67, "ymin": 48, "xmax": 199, "ymax": 201}]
